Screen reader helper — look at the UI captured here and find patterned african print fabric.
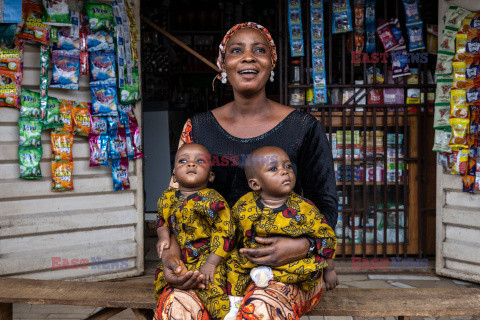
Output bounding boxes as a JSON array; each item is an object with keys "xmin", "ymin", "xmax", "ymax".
[
  {"xmin": 227, "ymin": 191, "xmax": 336, "ymax": 296},
  {"xmin": 153, "ymin": 281, "xmax": 323, "ymax": 320},
  {"xmin": 154, "ymin": 187, "xmax": 235, "ymax": 320}
]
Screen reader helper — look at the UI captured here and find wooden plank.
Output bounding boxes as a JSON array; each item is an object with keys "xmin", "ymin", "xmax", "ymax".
[
  {"xmin": 0, "ymin": 303, "xmax": 12, "ymax": 320},
  {"xmin": 132, "ymin": 308, "xmax": 153, "ymax": 320},
  {"xmin": 85, "ymin": 308, "xmax": 125, "ymax": 320},
  {"xmin": 1, "ymin": 279, "xmax": 480, "ymax": 316},
  {"xmin": 0, "ymin": 206, "xmax": 137, "ymax": 237},
  {"xmin": 407, "ymin": 116, "xmax": 419, "ymax": 255}
]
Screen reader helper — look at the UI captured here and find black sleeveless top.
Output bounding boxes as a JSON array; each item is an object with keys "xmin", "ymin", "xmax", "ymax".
[{"xmin": 190, "ymin": 110, "xmax": 338, "ymax": 228}]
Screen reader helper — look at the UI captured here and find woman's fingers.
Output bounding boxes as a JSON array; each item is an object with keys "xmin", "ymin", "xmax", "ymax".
[
  {"xmin": 240, "ymin": 246, "xmax": 275, "ymax": 258},
  {"xmin": 253, "ymin": 236, "xmax": 278, "ymax": 245}
]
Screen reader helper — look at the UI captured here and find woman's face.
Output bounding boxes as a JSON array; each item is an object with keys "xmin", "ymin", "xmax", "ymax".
[{"xmin": 224, "ymin": 28, "xmax": 272, "ymax": 95}]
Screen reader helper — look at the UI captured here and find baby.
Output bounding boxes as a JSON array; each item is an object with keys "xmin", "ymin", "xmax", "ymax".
[
  {"xmin": 224, "ymin": 146, "xmax": 338, "ymax": 320},
  {"xmin": 153, "ymin": 143, "xmax": 235, "ymax": 320}
]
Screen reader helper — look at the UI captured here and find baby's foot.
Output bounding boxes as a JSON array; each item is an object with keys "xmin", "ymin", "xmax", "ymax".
[
  {"xmin": 250, "ymin": 266, "xmax": 273, "ymax": 288},
  {"xmin": 225, "ymin": 296, "xmax": 243, "ymax": 320}
]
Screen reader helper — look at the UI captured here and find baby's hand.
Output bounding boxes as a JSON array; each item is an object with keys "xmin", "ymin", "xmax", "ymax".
[
  {"xmin": 199, "ymin": 262, "xmax": 217, "ymax": 287},
  {"xmin": 156, "ymin": 238, "xmax": 170, "ymax": 258},
  {"xmin": 323, "ymin": 268, "xmax": 339, "ymax": 291}
]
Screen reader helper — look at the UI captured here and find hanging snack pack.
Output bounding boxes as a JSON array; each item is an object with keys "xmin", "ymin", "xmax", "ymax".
[
  {"xmin": 287, "ymin": 0, "xmax": 304, "ymax": 57},
  {"xmin": 51, "ymin": 132, "xmax": 73, "ymax": 161},
  {"xmin": 391, "ymin": 50, "xmax": 411, "ymax": 78},
  {"xmin": 53, "ymin": 11, "xmax": 80, "ymax": 51},
  {"xmin": 0, "ymin": 40, "xmax": 24, "ymax": 72},
  {"xmin": 50, "ymin": 50, "xmax": 80, "ymax": 90},
  {"xmin": 0, "ymin": 70, "xmax": 22, "ymax": 107},
  {"xmin": 353, "ymin": 0, "xmax": 365, "ymax": 53},
  {"xmin": 51, "ymin": 161, "xmax": 74, "ymax": 191},
  {"xmin": 40, "ymin": 45, "xmax": 50, "ymax": 119},
  {"xmin": 130, "ymin": 122, "xmax": 143, "ymax": 158},
  {"xmin": 44, "ymin": 96, "xmax": 62, "ymax": 130},
  {"xmin": 90, "ymin": 116, "xmax": 108, "ymax": 135},
  {"xmin": 80, "ymin": 13, "xmax": 89, "ymax": 75},
  {"xmin": 111, "ymin": 158, "xmax": 130, "ymax": 191},
  {"xmin": 376, "ymin": 19, "xmax": 398, "ymax": 52},
  {"xmin": 73, "ymin": 102, "xmax": 92, "ymax": 136},
  {"xmin": 91, "ymin": 85, "xmax": 118, "ymax": 116},
  {"xmin": 389, "ymin": 18, "xmax": 406, "ymax": 50},
  {"xmin": 310, "ymin": 0, "xmax": 327, "ymax": 103},
  {"xmin": 406, "ymin": 22, "xmax": 425, "ymax": 51},
  {"xmin": 85, "ymin": 1, "xmax": 114, "ymax": 32},
  {"xmin": 57, "ymin": 99, "xmax": 73, "ymax": 133},
  {"xmin": 20, "ymin": 1, "xmax": 50, "ymax": 45},
  {"xmin": 109, "ymin": 126, "xmax": 127, "ymax": 160},
  {"xmin": 42, "ymin": 0, "xmax": 71, "ymax": 27},
  {"xmin": 365, "ymin": 0, "xmax": 375, "ymax": 53},
  {"xmin": 19, "ymin": 146, "xmax": 43, "ymax": 179},
  {"xmin": 19, "ymin": 117, "xmax": 43, "ymax": 147},
  {"xmin": 89, "ymin": 51, "xmax": 116, "ymax": 86},
  {"xmin": 332, "ymin": 0, "xmax": 353, "ymax": 34},
  {"xmin": 119, "ymin": 68, "xmax": 140, "ymax": 103},
  {"xmin": 87, "ymin": 31, "xmax": 114, "ymax": 52},
  {"xmin": 19, "ymin": 88, "xmax": 41, "ymax": 118},
  {"xmin": 89, "ymin": 134, "xmax": 109, "ymax": 166}
]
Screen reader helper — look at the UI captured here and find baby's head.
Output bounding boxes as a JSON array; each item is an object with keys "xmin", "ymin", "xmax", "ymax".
[
  {"xmin": 244, "ymin": 146, "xmax": 296, "ymax": 198},
  {"xmin": 173, "ymin": 143, "xmax": 214, "ymax": 191}
]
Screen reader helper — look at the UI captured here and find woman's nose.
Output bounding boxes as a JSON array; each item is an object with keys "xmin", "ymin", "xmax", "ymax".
[{"xmin": 242, "ymin": 50, "xmax": 256, "ymax": 62}]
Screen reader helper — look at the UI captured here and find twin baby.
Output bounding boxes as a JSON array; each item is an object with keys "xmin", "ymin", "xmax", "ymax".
[{"xmin": 154, "ymin": 143, "xmax": 337, "ymax": 320}]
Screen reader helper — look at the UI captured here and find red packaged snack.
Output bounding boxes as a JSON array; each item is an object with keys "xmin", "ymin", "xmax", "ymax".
[
  {"xmin": 52, "ymin": 161, "xmax": 74, "ymax": 191},
  {"xmin": 51, "ymin": 132, "xmax": 74, "ymax": 162},
  {"xmin": 20, "ymin": 1, "xmax": 50, "ymax": 45},
  {"xmin": 367, "ymin": 89, "xmax": 384, "ymax": 104},
  {"xmin": 0, "ymin": 71, "xmax": 22, "ymax": 108},
  {"xmin": 73, "ymin": 102, "xmax": 92, "ymax": 136},
  {"xmin": 376, "ymin": 19, "xmax": 398, "ymax": 52}
]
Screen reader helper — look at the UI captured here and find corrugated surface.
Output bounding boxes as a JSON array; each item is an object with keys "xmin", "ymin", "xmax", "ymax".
[{"xmin": 0, "ymin": 0, "xmax": 144, "ymax": 281}]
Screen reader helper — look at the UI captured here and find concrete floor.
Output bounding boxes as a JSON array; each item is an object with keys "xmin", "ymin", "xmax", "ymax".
[{"xmin": 12, "ymin": 259, "xmax": 480, "ymax": 320}]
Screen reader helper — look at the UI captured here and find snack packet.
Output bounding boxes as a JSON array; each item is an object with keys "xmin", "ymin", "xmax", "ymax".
[
  {"xmin": 466, "ymin": 28, "xmax": 480, "ymax": 55},
  {"xmin": 0, "ymin": 40, "xmax": 24, "ymax": 72},
  {"xmin": 439, "ymin": 28, "xmax": 457, "ymax": 54},
  {"xmin": 19, "ymin": 146, "xmax": 43, "ymax": 179},
  {"xmin": 449, "ymin": 118, "xmax": 470, "ymax": 149},
  {"xmin": 435, "ymin": 78, "xmax": 453, "ymax": 105},
  {"xmin": 89, "ymin": 134, "xmax": 109, "ymax": 167},
  {"xmin": 40, "ymin": 45, "xmax": 50, "ymax": 118},
  {"xmin": 402, "ymin": 0, "xmax": 421, "ymax": 25},
  {"xmin": 44, "ymin": 96, "xmax": 63, "ymax": 130},
  {"xmin": 432, "ymin": 129, "xmax": 452, "ymax": 153},
  {"xmin": 20, "ymin": 1, "xmax": 50, "ymax": 45},
  {"xmin": 90, "ymin": 51, "xmax": 116, "ymax": 86},
  {"xmin": 445, "ymin": 6, "xmax": 472, "ymax": 30},
  {"xmin": 435, "ymin": 53, "xmax": 454, "ymax": 75},
  {"xmin": 51, "ymin": 132, "xmax": 74, "ymax": 161},
  {"xmin": 391, "ymin": 50, "xmax": 411, "ymax": 78},
  {"xmin": 452, "ymin": 61, "xmax": 467, "ymax": 89},
  {"xmin": 85, "ymin": 1, "xmax": 114, "ymax": 32},
  {"xmin": 389, "ymin": 18, "xmax": 406, "ymax": 50},
  {"xmin": 51, "ymin": 161, "xmax": 74, "ymax": 191},
  {"xmin": 42, "ymin": 0, "xmax": 71, "ymax": 26},
  {"xmin": 87, "ymin": 30, "xmax": 114, "ymax": 52},
  {"xmin": 119, "ymin": 68, "xmax": 140, "ymax": 104},
  {"xmin": 50, "ymin": 50, "xmax": 80, "ymax": 90},
  {"xmin": 19, "ymin": 88, "xmax": 41, "ymax": 119},
  {"xmin": 130, "ymin": 122, "xmax": 143, "ymax": 158},
  {"xmin": 109, "ymin": 127, "xmax": 127, "ymax": 159},
  {"xmin": 462, "ymin": 174, "xmax": 475, "ymax": 193},
  {"xmin": 56, "ymin": 99, "xmax": 73, "ymax": 133},
  {"xmin": 450, "ymin": 89, "xmax": 469, "ymax": 119},
  {"xmin": 91, "ymin": 85, "xmax": 118, "ymax": 116},
  {"xmin": 466, "ymin": 79, "xmax": 480, "ymax": 105},
  {"xmin": 73, "ymin": 102, "xmax": 92, "ymax": 136},
  {"xmin": 90, "ymin": 116, "xmax": 108, "ymax": 135},
  {"xmin": 111, "ymin": 158, "xmax": 130, "ymax": 191},
  {"xmin": 0, "ymin": 70, "xmax": 22, "ymax": 108},
  {"xmin": 365, "ymin": 0, "xmax": 375, "ymax": 53},
  {"xmin": 332, "ymin": 0, "xmax": 353, "ymax": 34},
  {"xmin": 434, "ymin": 104, "xmax": 451, "ymax": 129},
  {"xmin": 406, "ymin": 22, "xmax": 425, "ymax": 52},
  {"xmin": 18, "ymin": 117, "xmax": 43, "ymax": 147},
  {"xmin": 466, "ymin": 56, "xmax": 480, "ymax": 80},
  {"xmin": 376, "ymin": 19, "xmax": 398, "ymax": 52}
]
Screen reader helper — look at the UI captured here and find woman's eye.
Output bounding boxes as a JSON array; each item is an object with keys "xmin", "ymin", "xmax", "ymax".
[
  {"xmin": 268, "ymin": 167, "xmax": 277, "ymax": 172},
  {"xmin": 255, "ymin": 47, "xmax": 266, "ymax": 53},
  {"xmin": 231, "ymin": 47, "xmax": 241, "ymax": 53}
]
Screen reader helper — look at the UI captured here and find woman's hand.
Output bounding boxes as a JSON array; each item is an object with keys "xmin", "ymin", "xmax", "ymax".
[
  {"xmin": 163, "ymin": 255, "xmax": 206, "ymax": 290},
  {"xmin": 239, "ymin": 236, "xmax": 309, "ymax": 267}
]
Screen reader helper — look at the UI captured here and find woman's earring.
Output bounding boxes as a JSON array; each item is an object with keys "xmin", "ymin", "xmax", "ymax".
[
  {"xmin": 270, "ymin": 71, "xmax": 275, "ymax": 82},
  {"xmin": 221, "ymin": 71, "xmax": 227, "ymax": 84}
]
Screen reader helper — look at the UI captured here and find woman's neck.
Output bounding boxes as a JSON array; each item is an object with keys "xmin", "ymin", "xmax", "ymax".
[{"xmin": 229, "ymin": 91, "xmax": 272, "ymax": 118}]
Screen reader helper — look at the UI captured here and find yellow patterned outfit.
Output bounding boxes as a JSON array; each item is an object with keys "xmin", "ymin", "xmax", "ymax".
[
  {"xmin": 153, "ymin": 188, "xmax": 235, "ymax": 320},
  {"xmin": 226, "ymin": 191, "xmax": 337, "ymax": 296}
]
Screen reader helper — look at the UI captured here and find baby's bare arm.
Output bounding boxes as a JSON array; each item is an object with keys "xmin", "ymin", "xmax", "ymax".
[
  {"xmin": 156, "ymin": 227, "xmax": 171, "ymax": 258},
  {"xmin": 199, "ymin": 253, "xmax": 222, "ymax": 286}
]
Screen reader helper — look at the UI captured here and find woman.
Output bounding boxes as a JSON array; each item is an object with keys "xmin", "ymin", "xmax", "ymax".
[{"xmin": 154, "ymin": 22, "xmax": 338, "ymax": 320}]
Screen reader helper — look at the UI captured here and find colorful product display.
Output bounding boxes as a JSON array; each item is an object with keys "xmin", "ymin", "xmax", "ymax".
[
  {"xmin": 287, "ymin": 0, "xmax": 304, "ymax": 57},
  {"xmin": 310, "ymin": 0, "xmax": 327, "ymax": 103}
]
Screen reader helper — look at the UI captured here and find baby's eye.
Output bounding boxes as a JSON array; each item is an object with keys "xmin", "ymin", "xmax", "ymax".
[
  {"xmin": 285, "ymin": 164, "xmax": 292, "ymax": 169},
  {"xmin": 268, "ymin": 167, "xmax": 277, "ymax": 172},
  {"xmin": 178, "ymin": 159, "xmax": 187, "ymax": 163},
  {"xmin": 197, "ymin": 158, "xmax": 205, "ymax": 164}
]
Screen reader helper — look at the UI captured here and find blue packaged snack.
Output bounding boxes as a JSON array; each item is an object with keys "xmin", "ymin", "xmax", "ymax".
[
  {"xmin": 89, "ymin": 133, "xmax": 109, "ymax": 167},
  {"xmin": 89, "ymin": 51, "xmax": 116, "ymax": 86},
  {"xmin": 107, "ymin": 115, "xmax": 119, "ymax": 134},
  {"xmin": 365, "ymin": 0, "xmax": 376, "ymax": 53},
  {"xmin": 87, "ymin": 31, "xmax": 114, "ymax": 52},
  {"xmin": 402, "ymin": 0, "xmax": 421, "ymax": 25},
  {"xmin": 90, "ymin": 116, "xmax": 108, "ymax": 135},
  {"xmin": 90, "ymin": 85, "xmax": 118, "ymax": 116},
  {"xmin": 52, "ymin": 10, "xmax": 80, "ymax": 51},
  {"xmin": 332, "ymin": 0, "xmax": 353, "ymax": 34},
  {"xmin": 111, "ymin": 157, "xmax": 130, "ymax": 191},
  {"xmin": 125, "ymin": 128, "xmax": 134, "ymax": 159},
  {"xmin": 109, "ymin": 127, "xmax": 127, "ymax": 160},
  {"xmin": 51, "ymin": 50, "xmax": 80, "ymax": 90},
  {"xmin": 406, "ymin": 22, "xmax": 425, "ymax": 51}
]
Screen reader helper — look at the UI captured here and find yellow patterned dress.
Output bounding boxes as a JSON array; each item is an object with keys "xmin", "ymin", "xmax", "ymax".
[
  {"xmin": 226, "ymin": 191, "xmax": 337, "ymax": 296},
  {"xmin": 153, "ymin": 187, "xmax": 235, "ymax": 320}
]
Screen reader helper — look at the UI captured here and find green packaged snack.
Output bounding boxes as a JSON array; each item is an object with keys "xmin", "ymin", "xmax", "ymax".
[
  {"xmin": 119, "ymin": 68, "xmax": 141, "ymax": 104},
  {"xmin": 44, "ymin": 96, "xmax": 63, "ymax": 130},
  {"xmin": 19, "ymin": 88, "xmax": 41, "ymax": 119},
  {"xmin": 42, "ymin": 0, "xmax": 71, "ymax": 27},
  {"xmin": 40, "ymin": 44, "xmax": 50, "ymax": 119},
  {"xmin": 18, "ymin": 146, "xmax": 43, "ymax": 179},
  {"xmin": 19, "ymin": 117, "xmax": 43, "ymax": 147},
  {"xmin": 85, "ymin": 1, "xmax": 114, "ymax": 32},
  {"xmin": 50, "ymin": 27, "xmax": 59, "ymax": 43}
]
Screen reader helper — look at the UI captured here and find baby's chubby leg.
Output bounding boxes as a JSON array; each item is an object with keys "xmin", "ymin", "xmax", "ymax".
[{"xmin": 250, "ymin": 266, "xmax": 274, "ymax": 288}]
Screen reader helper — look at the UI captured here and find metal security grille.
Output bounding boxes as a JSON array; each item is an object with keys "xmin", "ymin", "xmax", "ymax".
[{"xmin": 279, "ymin": 0, "xmax": 436, "ymax": 258}]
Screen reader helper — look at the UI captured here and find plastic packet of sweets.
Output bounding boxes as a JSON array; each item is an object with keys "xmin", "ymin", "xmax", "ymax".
[
  {"xmin": 51, "ymin": 132, "xmax": 73, "ymax": 161},
  {"xmin": 42, "ymin": 0, "xmax": 71, "ymax": 26},
  {"xmin": 18, "ymin": 146, "xmax": 43, "ymax": 179},
  {"xmin": 111, "ymin": 158, "xmax": 130, "ymax": 191},
  {"xmin": 406, "ymin": 22, "xmax": 425, "ymax": 52},
  {"xmin": 53, "ymin": 14, "xmax": 80, "ymax": 51},
  {"xmin": 19, "ymin": 88, "xmax": 41, "ymax": 119},
  {"xmin": 456, "ymin": 148, "xmax": 469, "ymax": 175},
  {"xmin": 0, "ymin": 70, "xmax": 22, "ymax": 108},
  {"xmin": 449, "ymin": 118, "xmax": 470, "ymax": 149},
  {"xmin": 80, "ymin": 12, "xmax": 89, "ymax": 76},
  {"xmin": 465, "ymin": 56, "xmax": 480, "ymax": 80},
  {"xmin": 109, "ymin": 127, "xmax": 127, "ymax": 160},
  {"xmin": 445, "ymin": 6, "xmax": 471, "ymax": 30},
  {"xmin": 365, "ymin": 0, "xmax": 375, "ymax": 53},
  {"xmin": 449, "ymin": 150, "xmax": 459, "ymax": 174},
  {"xmin": 18, "ymin": 117, "xmax": 43, "ymax": 147},
  {"xmin": 435, "ymin": 53, "xmax": 454, "ymax": 75},
  {"xmin": 435, "ymin": 78, "xmax": 453, "ymax": 104},
  {"xmin": 89, "ymin": 51, "xmax": 116, "ymax": 86},
  {"xmin": 466, "ymin": 29, "xmax": 480, "ymax": 55},
  {"xmin": 51, "ymin": 161, "xmax": 74, "ymax": 191},
  {"xmin": 125, "ymin": 128, "xmax": 134, "ymax": 159},
  {"xmin": 119, "ymin": 68, "xmax": 140, "ymax": 104},
  {"xmin": 85, "ymin": 1, "xmax": 114, "ymax": 32},
  {"xmin": 50, "ymin": 50, "xmax": 80, "ymax": 90},
  {"xmin": 56, "ymin": 99, "xmax": 73, "ymax": 133},
  {"xmin": 73, "ymin": 102, "xmax": 92, "ymax": 136},
  {"xmin": 452, "ymin": 61, "xmax": 466, "ymax": 89},
  {"xmin": 466, "ymin": 79, "xmax": 480, "ymax": 104},
  {"xmin": 44, "ymin": 96, "xmax": 63, "ymax": 130},
  {"xmin": 89, "ymin": 134, "xmax": 109, "ymax": 167},
  {"xmin": 90, "ymin": 116, "xmax": 108, "ymax": 135},
  {"xmin": 432, "ymin": 129, "xmax": 453, "ymax": 153},
  {"xmin": 130, "ymin": 122, "xmax": 143, "ymax": 158},
  {"xmin": 332, "ymin": 0, "xmax": 353, "ymax": 34},
  {"xmin": 463, "ymin": 174, "xmax": 475, "ymax": 193},
  {"xmin": 402, "ymin": 0, "xmax": 421, "ymax": 25},
  {"xmin": 376, "ymin": 19, "xmax": 398, "ymax": 52},
  {"xmin": 389, "ymin": 18, "xmax": 406, "ymax": 50},
  {"xmin": 20, "ymin": 1, "xmax": 50, "ymax": 45},
  {"xmin": 87, "ymin": 31, "xmax": 114, "ymax": 52},
  {"xmin": 0, "ymin": 40, "xmax": 24, "ymax": 72},
  {"xmin": 439, "ymin": 28, "xmax": 457, "ymax": 54},
  {"xmin": 91, "ymin": 85, "xmax": 118, "ymax": 116},
  {"xmin": 40, "ymin": 45, "xmax": 49, "ymax": 119},
  {"xmin": 391, "ymin": 50, "xmax": 411, "ymax": 78},
  {"xmin": 438, "ymin": 153, "xmax": 449, "ymax": 168},
  {"xmin": 434, "ymin": 104, "xmax": 451, "ymax": 129}
]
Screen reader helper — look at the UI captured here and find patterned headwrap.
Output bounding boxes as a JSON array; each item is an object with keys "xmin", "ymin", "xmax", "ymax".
[{"xmin": 214, "ymin": 22, "xmax": 277, "ymax": 85}]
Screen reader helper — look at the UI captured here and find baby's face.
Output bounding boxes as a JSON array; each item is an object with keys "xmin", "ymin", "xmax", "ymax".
[
  {"xmin": 174, "ymin": 144, "xmax": 212, "ymax": 189},
  {"xmin": 252, "ymin": 148, "xmax": 296, "ymax": 197}
]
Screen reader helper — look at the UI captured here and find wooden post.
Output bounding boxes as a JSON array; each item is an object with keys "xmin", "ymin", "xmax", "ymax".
[
  {"xmin": 0, "ymin": 303, "xmax": 12, "ymax": 320},
  {"xmin": 398, "ymin": 316, "xmax": 410, "ymax": 320}
]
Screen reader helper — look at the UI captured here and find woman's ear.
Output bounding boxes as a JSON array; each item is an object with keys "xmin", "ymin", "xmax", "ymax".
[
  {"xmin": 248, "ymin": 178, "xmax": 261, "ymax": 191},
  {"xmin": 208, "ymin": 171, "xmax": 215, "ymax": 183}
]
